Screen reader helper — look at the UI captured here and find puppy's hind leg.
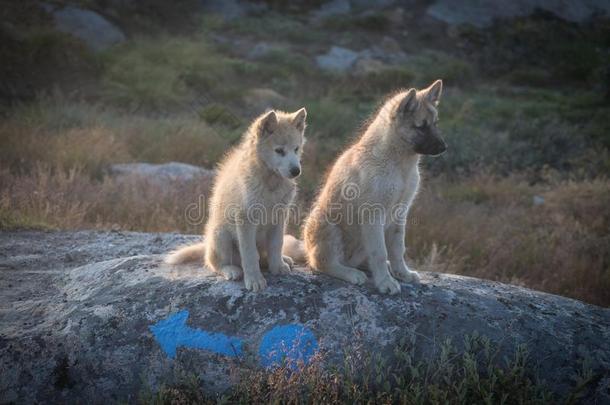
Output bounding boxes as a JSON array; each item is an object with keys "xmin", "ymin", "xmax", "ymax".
[
  {"xmin": 309, "ymin": 223, "xmax": 367, "ymax": 286},
  {"xmin": 267, "ymin": 223, "xmax": 292, "ymax": 275},
  {"xmin": 323, "ymin": 262, "xmax": 368, "ymax": 286},
  {"xmin": 206, "ymin": 229, "xmax": 243, "ymax": 281}
]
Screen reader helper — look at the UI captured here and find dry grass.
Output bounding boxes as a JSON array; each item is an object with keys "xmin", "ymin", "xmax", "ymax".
[
  {"xmin": 409, "ymin": 174, "xmax": 610, "ymax": 306},
  {"xmin": 1, "ymin": 98, "xmax": 608, "ymax": 306},
  {"xmin": 1, "ymin": 164, "xmax": 608, "ymax": 306},
  {"xmin": 0, "ymin": 165, "xmax": 210, "ymax": 234},
  {"xmin": 142, "ymin": 334, "xmax": 560, "ymax": 404},
  {"xmin": 0, "ymin": 98, "xmax": 238, "ymax": 173}
]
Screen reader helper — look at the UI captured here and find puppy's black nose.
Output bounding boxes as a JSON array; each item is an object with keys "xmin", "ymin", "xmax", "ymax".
[{"xmin": 289, "ymin": 167, "xmax": 301, "ymax": 178}]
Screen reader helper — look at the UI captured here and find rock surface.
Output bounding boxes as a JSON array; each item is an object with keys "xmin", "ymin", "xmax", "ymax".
[
  {"xmin": 1, "ymin": 230, "xmax": 609, "ymax": 403},
  {"xmin": 316, "ymin": 46, "xmax": 361, "ymax": 72},
  {"xmin": 201, "ymin": 0, "xmax": 266, "ymax": 20},
  {"xmin": 312, "ymin": 0, "xmax": 352, "ymax": 20},
  {"xmin": 316, "ymin": 43, "xmax": 408, "ymax": 73},
  {"xmin": 109, "ymin": 162, "xmax": 215, "ymax": 187},
  {"xmin": 427, "ymin": 0, "xmax": 610, "ymax": 27},
  {"xmin": 48, "ymin": 6, "xmax": 126, "ymax": 51}
]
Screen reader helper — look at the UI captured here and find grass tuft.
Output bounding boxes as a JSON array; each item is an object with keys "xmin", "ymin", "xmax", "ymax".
[{"xmin": 140, "ymin": 333, "xmax": 558, "ymax": 404}]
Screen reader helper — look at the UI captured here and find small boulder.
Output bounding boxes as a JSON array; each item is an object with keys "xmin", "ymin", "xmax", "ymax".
[
  {"xmin": 109, "ymin": 162, "xmax": 214, "ymax": 187},
  {"xmin": 533, "ymin": 195, "xmax": 545, "ymax": 206},
  {"xmin": 49, "ymin": 6, "xmax": 125, "ymax": 51},
  {"xmin": 427, "ymin": 0, "xmax": 610, "ymax": 28},
  {"xmin": 351, "ymin": 0, "xmax": 396, "ymax": 9},
  {"xmin": 315, "ymin": 46, "xmax": 360, "ymax": 72},
  {"xmin": 201, "ymin": 0, "xmax": 266, "ymax": 20},
  {"xmin": 312, "ymin": 0, "xmax": 352, "ymax": 20},
  {"xmin": 247, "ymin": 42, "xmax": 287, "ymax": 60}
]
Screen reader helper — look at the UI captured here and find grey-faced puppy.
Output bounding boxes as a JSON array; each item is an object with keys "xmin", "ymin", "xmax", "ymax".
[{"xmin": 289, "ymin": 80, "xmax": 445, "ymax": 294}]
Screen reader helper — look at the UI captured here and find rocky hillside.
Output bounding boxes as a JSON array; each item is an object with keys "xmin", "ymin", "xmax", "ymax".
[{"xmin": 2, "ymin": 0, "xmax": 609, "ymax": 102}]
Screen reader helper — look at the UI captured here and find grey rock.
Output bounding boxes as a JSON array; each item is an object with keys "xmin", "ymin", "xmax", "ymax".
[
  {"xmin": 1, "ymin": 230, "xmax": 609, "ymax": 403},
  {"xmin": 533, "ymin": 195, "xmax": 545, "ymax": 205},
  {"xmin": 427, "ymin": 0, "xmax": 610, "ymax": 28},
  {"xmin": 50, "ymin": 6, "xmax": 125, "ymax": 51},
  {"xmin": 351, "ymin": 0, "xmax": 396, "ymax": 9},
  {"xmin": 201, "ymin": 0, "xmax": 266, "ymax": 20},
  {"xmin": 316, "ymin": 44, "xmax": 407, "ymax": 73},
  {"xmin": 315, "ymin": 46, "xmax": 360, "ymax": 71},
  {"xmin": 246, "ymin": 41, "xmax": 287, "ymax": 59},
  {"xmin": 247, "ymin": 41, "xmax": 273, "ymax": 59},
  {"xmin": 109, "ymin": 162, "xmax": 214, "ymax": 186},
  {"xmin": 359, "ymin": 44, "xmax": 409, "ymax": 65},
  {"xmin": 312, "ymin": 0, "xmax": 352, "ymax": 20}
]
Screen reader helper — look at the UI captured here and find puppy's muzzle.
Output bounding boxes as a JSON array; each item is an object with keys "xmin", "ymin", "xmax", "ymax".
[
  {"xmin": 289, "ymin": 166, "xmax": 301, "ymax": 178},
  {"xmin": 412, "ymin": 128, "xmax": 447, "ymax": 156}
]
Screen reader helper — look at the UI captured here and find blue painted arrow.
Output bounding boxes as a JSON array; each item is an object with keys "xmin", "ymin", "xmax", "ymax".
[
  {"xmin": 149, "ymin": 310, "xmax": 243, "ymax": 359},
  {"xmin": 150, "ymin": 310, "xmax": 318, "ymax": 368},
  {"xmin": 259, "ymin": 324, "xmax": 318, "ymax": 369}
]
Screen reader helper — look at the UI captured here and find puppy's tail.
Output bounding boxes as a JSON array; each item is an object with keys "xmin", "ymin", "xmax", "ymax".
[
  {"xmin": 164, "ymin": 241, "xmax": 206, "ymax": 265},
  {"xmin": 282, "ymin": 234, "xmax": 307, "ymax": 264}
]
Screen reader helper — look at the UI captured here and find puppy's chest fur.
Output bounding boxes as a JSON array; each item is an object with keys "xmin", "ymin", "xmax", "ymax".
[
  {"xmin": 368, "ymin": 159, "xmax": 419, "ymax": 208},
  {"xmin": 245, "ymin": 175, "xmax": 295, "ymax": 209}
]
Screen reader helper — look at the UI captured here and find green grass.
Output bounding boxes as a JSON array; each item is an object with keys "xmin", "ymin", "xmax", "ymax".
[
  {"xmin": 0, "ymin": 96, "xmax": 240, "ymax": 171},
  {"xmin": 429, "ymin": 87, "xmax": 609, "ymax": 176},
  {"xmin": 323, "ymin": 12, "xmax": 392, "ymax": 32},
  {"xmin": 91, "ymin": 22, "xmax": 608, "ymax": 180},
  {"xmin": 217, "ymin": 14, "xmax": 326, "ymax": 44},
  {"xmin": 464, "ymin": 14, "xmax": 610, "ymax": 87},
  {"xmin": 0, "ymin": 205, "xmax": 52, "ymax": 231},
  {"xmin": 100, "ymin": 35, "xmax": 246, "ymax": 109},
  {"xmin": 406, "ymin": 51, "xmax": 475, "ymax": 88}
]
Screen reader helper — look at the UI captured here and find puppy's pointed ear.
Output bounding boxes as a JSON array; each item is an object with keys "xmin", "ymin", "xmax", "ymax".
[
  {"xmin": 259, "ymin": 110, "xmax": 278, "ymax": 137},
  {"xmin": 397, "ymin": 89, "xmax": 418, "ymax": 116},
  {"xmin": 292, "ymin": 107, "xmax": 307, "ymax": 131},
  {"xmin": 424, "ymin": 79, "xmax": 443, "ymax": 106}
]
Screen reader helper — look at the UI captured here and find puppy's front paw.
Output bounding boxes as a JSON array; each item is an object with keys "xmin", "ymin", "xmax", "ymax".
[
  {"xmin": 345, "ymin": 269, "xmax": 368, "ymax": 285},
  {"xmin": 244, "ymin": 271, "xmax": 267, "ymax": 292},
  {"xmin": 219, "ymin": 265, "xmax": 243, "ymax": 280},
  {"xmin": 375, "ymin": 275, "xmax": 401, "ymax": 294},
  {"xmin": 282, "ymin": 255, "xmax": 294, "ymax": 268},
  {"xmin": 269, "ymin": 261, "xmax": 292, "ymax": 275},
  {"xmin": 390, "ymin": 263, "xmax": 420, "ymax": 283}
]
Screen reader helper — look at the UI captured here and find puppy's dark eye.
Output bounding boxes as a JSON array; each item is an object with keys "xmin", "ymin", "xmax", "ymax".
[
  {"xmin": 294, "ymin": 146, "xmax": 299, "ymax": 153},
  {"xmin": 414, "ymin": 122, "xmax": 428, "ymax": 130},
  {"xmin": 275, "ymin": 147, "xmax": 285, "ymax": 156}
]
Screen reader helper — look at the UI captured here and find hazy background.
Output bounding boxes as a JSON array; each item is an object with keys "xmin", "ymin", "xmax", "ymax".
[{"xmin": 1, "ymin": 0, "xmax": 608, "ymax": 305}]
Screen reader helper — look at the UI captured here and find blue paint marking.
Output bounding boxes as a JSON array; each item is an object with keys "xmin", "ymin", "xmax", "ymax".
[
  {"xmin": 149, "ymin": 310, "xmax": 243, "ymax": 359},
  {"xmin": 258, "ymin": 324, "xmax": 318, "ymax": 369},
  {"xmin": 150, "ymin": 310, "xmax": 318, "ymax": 368}
]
